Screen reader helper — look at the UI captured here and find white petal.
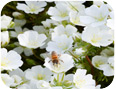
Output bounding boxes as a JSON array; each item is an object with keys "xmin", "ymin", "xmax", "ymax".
[
  {"xmin": 10, "ymin": 31, "xmax": 17, "ymax": 37},
  {"xmin": 16, "ymin": 3, "xmax": 30, "ymax": 13},
  {"xmin": 24, "ymin": 48, "xmax": 33, "ymax": 56},
  {"xmin": 85, "ymin": 5, "xmax": 100, "ymax": 17},
  {"xmin": 80, "ymin": 16, "xmax": 96, "ymax": 25},
  {"xmin": 13, "ymin": 47, "xmax": 24, "ymax": 54}
]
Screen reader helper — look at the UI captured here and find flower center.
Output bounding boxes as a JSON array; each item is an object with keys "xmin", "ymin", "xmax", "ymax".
[
  {"xmin": 95, "ymin": 60, "xmax": 105, "ymax": 67},
  {"xmin": 30, "ymin": 8, "xmax": 36, "ymax": 12},
  {"xmin": 37, "ymin": 74, "xmax": 45, "ymax": 80},
  {"xmin": 28, "ymin": 41, "xmax": 38, "ymax": 46},
  {"xmin": 53, "ymin": 64, "xmax": 64, "ymax": 72},
  {"xmin": 91, "ymin": 34, "xmax": 102, "ymax": 43},
  {"xmin": 1, "ymin": 57, "xmax": 10, "ymax": 67},
  {"xmin": 59, "ymin": 12, "xmax": 68, "ymax": 18},
  {"xmin": 58, "ymin": 42, "xmax": 68, "ymax": 51},
  {"xmin": 73, "ymin": 17, "xmax": 80, "ymax": 24},
  {"xmin": 29, "ymin": 4, "xmax": 38, "ymax": 12},
  {"xmin": 75, "ymin": 79, "xmax": 86, "ymax": 88},
  {"xmin": 95, "ymin": 14, "xmax": 106, "ymax": 21}
]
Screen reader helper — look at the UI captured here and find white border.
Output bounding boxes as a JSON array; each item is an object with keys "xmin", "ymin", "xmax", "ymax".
[{"xmin": 0, "ymin": 0, "xmax": 116, "ymax": 90}]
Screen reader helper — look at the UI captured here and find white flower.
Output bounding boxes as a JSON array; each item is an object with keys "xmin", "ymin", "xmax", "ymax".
[
  {"xmin": 74, "ymin": 48, "xmax": 85, "ymax": 55},
  {"xmin": 33, "ymin": 26, "xmax": 52, "ymax": 49},
  {"xmin": 9, "ymin": 68, "xmax": 28, "ymax": 86},
  {"xmin": 48, "ymin": 3, "xmax": 69, "ymax": 21},
  {"xmin": 73, "ymin": 69, "xmax": 96, "ymax": 89},
  {"xmin": 18, "ymin": 30, "xmax": 47, "ymax": 49},
  {"xmin": 69, "ymin": 11, "xmax": 85, "ymax": 26},
  {"xmin": 92, "ymin": 55, "xmax": 114, "ymax": 76},
  {"xmin": 1, "ymin": 48, "xmax": 23, "ymax": 71},
  {"xmin": 46, "ymin": 35, "xmax": 73, "ymax": 54},
  {"xmin": 25, "ymin": 65, "xmax": 52, "ymax": 82},
  {"xmin": 1, "ymin": 74, "xmax": 14, "ymax": 87},
  {"xmin": 14, "ymin": 19, "xmax": 26, "ymax": 28},
  {"xmin": 1, "ymin": 31, "xmax": 10, "ymax": 47},
  {"xmin": 10, "ymin": 26, "xmax": 28, "ymax": 38},
  {"xmin": 36, "ymin": 80, "xmax": 51, "ymax": 89},
  {"xmin": 52, "ymin": 25, "xmax": 77, "ymax": 39},
  {"xmin": 92, "ymin": 56, "xmax": 108, "ymax": 70},
  {"xmin": 80, "ymin": 4, "xmax": 109, "ymax": 27},
  {"xmin": 82, "ymin": 26, "xmax": 113, "ymax": 47},
  {"xmin": 1, "ymin": 15, "xmax": 13, "ymax": 30},
  {"xmin": 100, "ymin": 47, "xmax": 114, "ymax": 57},
  {"xmin": 44, "ymin": 54, "xmax": 74, "ymax": 73},
  {"xmin": 16, "ymin": 1, "xmax": 47, "ymax": 14}
]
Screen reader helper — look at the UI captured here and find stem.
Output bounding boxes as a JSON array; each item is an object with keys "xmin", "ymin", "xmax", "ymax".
[
  {"xmin": 67, "ymin": 2, "xmax": 79, "ymax": 12},
  {"xmin": 85, "ymin": 55, "xmax": 94, "ymax": 75},
  {"xmin": 68, "ymin": 51, "xmax": 81, "ymax": 62},
  {"xmin": 21, "ymin": 54, "xmax": 28, "ymax": 59},
  {"xmin": 61, "ymin": 73, "xmax": 65, "ymax": 82},
  {"xmin": 32, "ymin": 49, "xmax": 43, "ymax": 62},
  {"xmin": 57, "ymin": 73, "xmax": 59, "ymax": 83},
  {"xmin": 6, "ymin": 5, "xmax": 17, "ymax": 11}
]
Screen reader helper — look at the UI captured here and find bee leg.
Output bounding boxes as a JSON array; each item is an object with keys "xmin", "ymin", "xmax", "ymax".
[
  {"xmin": 59, "ymin": 59, "xmax": 64, "ymax": 63},
  {"xmin": 48, "ymin": 60, "xmax": 52, "ymax": 63}
]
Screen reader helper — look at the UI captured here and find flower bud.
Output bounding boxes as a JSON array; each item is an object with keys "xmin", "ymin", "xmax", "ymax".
[
  {"xmin": 63, "ymin": 80, "xmax": 72, "ymax": 87},
  {"xmin": 12, "ymin": 12, "xmax": 24, "ymax": 19}
]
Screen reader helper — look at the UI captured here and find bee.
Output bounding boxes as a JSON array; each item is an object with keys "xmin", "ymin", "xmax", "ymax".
[{"xmin": 48, "ymin": 51, "xmax": 64, "ymax": 66}]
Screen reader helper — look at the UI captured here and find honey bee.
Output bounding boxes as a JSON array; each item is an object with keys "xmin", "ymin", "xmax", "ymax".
[{"xmin": 48, "ymin": 51, "xmax": 64, "ymax": 66}]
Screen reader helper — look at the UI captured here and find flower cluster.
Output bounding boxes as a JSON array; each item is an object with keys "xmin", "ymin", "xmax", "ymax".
[{"xmin": 1, "ymin": 1, "xmax": 114, "ymax": 89}]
